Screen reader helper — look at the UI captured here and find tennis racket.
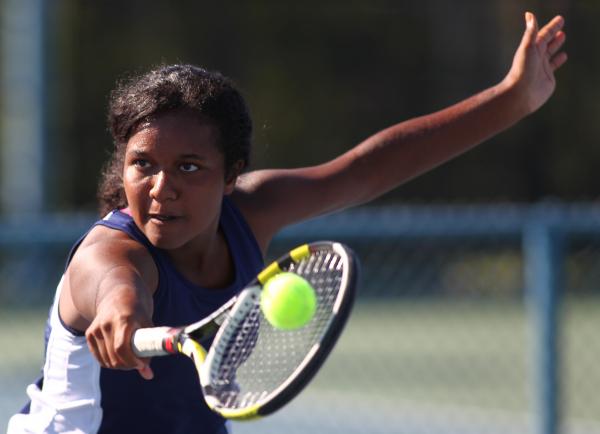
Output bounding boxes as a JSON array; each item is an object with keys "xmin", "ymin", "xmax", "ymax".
[{"xmin": 132, "ymin": 241, "xmax": 358, "ymax": 420}]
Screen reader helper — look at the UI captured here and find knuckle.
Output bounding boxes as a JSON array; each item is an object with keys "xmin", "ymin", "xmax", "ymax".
[
  {"xmin": 86, "ymin": 326, "xmax": 101, "ymax": 341},
  {"xmin": 114, "ymin": 340, "xmax": 131, "ymax": 359},
  {"xmin": 100, "ymin": 321, "xmax": 113, "ymax": 333}
]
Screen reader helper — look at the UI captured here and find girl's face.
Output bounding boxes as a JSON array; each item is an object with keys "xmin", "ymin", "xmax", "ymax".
[{"xmin": 123, "ymin": 112, "xmax": 235, "ymax": 251}]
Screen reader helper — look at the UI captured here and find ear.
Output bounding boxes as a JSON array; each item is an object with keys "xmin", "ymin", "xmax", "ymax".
[{"xmin": 224, "ymin": 160, "xmax": 245, "ymax": 195}]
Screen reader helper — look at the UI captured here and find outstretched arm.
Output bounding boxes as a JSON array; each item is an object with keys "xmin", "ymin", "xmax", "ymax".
[
  {"xmin": 60, "ymin": 226, "xmax": 159, "ymax": 379},
  {"xmin": 234, "ymin": 12, "xmax": 567, "ymax": 251}
]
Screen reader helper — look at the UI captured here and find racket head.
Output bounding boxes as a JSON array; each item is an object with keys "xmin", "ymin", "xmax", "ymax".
[{"xmin": 200, "ymin": 241, "xmax": 358, "ymax": 420}]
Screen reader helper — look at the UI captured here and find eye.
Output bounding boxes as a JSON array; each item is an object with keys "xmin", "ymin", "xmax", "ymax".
[
  {"xmin": 180, "ymin": 162, "xmax": 199, "ymax": 173},
  {"xmin": 132, "ymin": 159, "xmax": 151, "ymax": 169}
]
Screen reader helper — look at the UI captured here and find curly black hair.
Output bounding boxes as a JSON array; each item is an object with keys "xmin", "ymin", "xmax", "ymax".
[{"xmin": 97, "ymin": 64, "xmax": 253, "ymax": 216}]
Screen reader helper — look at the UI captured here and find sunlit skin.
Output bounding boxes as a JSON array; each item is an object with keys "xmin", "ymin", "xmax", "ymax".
[{"xmin": 123, "ymin": 112, "xmax": 239, "ymax": 288}]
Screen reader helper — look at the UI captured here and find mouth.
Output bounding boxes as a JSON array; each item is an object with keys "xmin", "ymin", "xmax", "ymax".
[{"xmin": 148, "ymin": 213, "xmax": 179, "ymax": 223}]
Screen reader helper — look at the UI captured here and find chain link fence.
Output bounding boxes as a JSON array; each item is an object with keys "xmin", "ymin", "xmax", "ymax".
[{"xmin": 1, "ymin": 205, "xmax": 599, "ymax": 434}]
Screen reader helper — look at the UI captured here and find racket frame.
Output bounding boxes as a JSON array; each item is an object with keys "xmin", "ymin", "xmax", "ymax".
[
  {"xmin": 131, "ymin": 241, "xmax": 358, "ymax": 420},
  {"xmin": 202, "ymin": 241, "xmax": 358, "ymax": 419}
]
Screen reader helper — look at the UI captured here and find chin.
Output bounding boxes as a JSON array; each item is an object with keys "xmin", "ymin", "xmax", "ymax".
[
  {"xmin": 148, "ymin": 235, "xmax": 184, "ymax": 250},
  {"xmin": 143, "ymin": 228, "xmax": 183, "ymax": 250}
]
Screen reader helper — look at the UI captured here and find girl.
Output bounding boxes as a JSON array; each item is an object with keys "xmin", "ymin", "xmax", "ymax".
[{"xmin": 8, "ymin": 12, "xmax": 566, "ymax": 434}]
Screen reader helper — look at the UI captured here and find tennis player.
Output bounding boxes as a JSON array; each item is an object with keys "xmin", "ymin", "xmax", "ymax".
[{"xmin": 8, "ymin": 11, "xmax": 566, "ymax": 434}]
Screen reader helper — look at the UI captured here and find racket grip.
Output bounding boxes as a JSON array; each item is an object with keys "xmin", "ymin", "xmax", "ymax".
[{"xmin": 131, "ymin": 327, "xmax": 173, "ymax": 357}]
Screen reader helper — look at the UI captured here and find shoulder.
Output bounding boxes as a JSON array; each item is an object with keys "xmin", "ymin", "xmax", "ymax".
[
  {"xmin": 79, "ymin": 224, "xmax": 146, "ymax": 254},
  {"xmin": 230, "ymin": 169, "xmax": 311, "ymax": 250},
  {"xmin": 60, "ymin": 224, "xmax": 159, "ymax": 330},
  {"xmin": 229, "ymin": 171, "xmax": 280, "ymax": 252},
  {"xmin": 230, "ymin": 167, "xmax": 335, "ymax": 249},
  {"xmin": 71, "ymin": 225, "xmax": 158, "ymax": 288}
]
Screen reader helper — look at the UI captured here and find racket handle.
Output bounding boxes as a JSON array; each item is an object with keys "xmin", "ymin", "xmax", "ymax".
[{"xmin": 131, "ymin": 327, "xmax": 173, "ymax": 357}]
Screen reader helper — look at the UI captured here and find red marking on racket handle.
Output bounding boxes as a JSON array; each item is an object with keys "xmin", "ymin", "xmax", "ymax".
[{"xmin": 163, "ymin": 328, "xmax": 180, "ymax": 354}]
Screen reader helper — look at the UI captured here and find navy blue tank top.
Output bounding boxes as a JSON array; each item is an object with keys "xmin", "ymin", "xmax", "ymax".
[{"xmin": 76, "ymin": 197, "xmax": 262, "ymax": 434}]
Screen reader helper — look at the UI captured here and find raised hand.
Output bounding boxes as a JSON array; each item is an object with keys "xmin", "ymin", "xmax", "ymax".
[{"xmin": 505, "ymin": 12, "xmax": 567, "ymax": 114}]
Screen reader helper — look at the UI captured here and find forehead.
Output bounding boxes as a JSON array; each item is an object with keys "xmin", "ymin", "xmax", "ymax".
[{"xmin": 126, "ymin": 111, "xmax": 220, "ymax": 154}]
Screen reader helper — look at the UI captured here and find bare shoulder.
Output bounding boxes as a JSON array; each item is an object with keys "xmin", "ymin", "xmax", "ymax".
[
  {"xmin": 230, "ymin": 167, "xmax": 335, "ymax": 251},
  {"xmin": 60, "ymin": 225, "xmax": 158, "ymax": 330},
  {"xmin": 230, "ymin": 171, "xmax": 273, "ymax": 252},
  {"xmin": 69, "ymin": 225, "xmax": 158, "ymax": 291}
]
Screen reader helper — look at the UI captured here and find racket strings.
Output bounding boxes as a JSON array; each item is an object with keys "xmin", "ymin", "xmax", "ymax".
[
  {"xmin": 215, "ymin": 306, "xmax": 261, "ymax": 383},
  {"xmin": 204, "ymin": 247, "xmax": 346, "ymax": 410},
  {"xmin": 205, "ymin": 305, "xmax": 263, "ymax": 408}
]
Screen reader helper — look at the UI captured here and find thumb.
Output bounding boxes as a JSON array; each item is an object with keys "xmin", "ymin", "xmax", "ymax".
[
  {"xmin": 522, "ymin": 12, "xmax": 538, "ymax": 46},
  {"xmin": 137, "ymin": 361, "xmax": 154, "ymax": 380}
]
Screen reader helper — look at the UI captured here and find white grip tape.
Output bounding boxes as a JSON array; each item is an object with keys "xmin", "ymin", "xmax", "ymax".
[{"xmin": 132, "ymin": 326, "xmax": 171, "ymax": 357}]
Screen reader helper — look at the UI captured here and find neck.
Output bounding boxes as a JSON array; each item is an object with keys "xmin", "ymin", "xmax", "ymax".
[{"xmin": 167, "ymin": 226, "xmax": 234, "ymax": 289}]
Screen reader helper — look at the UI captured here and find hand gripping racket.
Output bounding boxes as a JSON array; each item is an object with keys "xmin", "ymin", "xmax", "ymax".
[{"xmin": 132, "ymin": 241, "xmax": 358, "ymax": 420}]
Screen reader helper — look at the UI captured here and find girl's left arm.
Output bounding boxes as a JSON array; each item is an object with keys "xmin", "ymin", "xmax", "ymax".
[{"xmin": 233, "ymin": 12, "xmax": 567, "ymax": 250}]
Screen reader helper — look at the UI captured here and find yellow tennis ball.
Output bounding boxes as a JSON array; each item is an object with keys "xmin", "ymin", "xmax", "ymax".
[{"xmin": 260, "ymin": 272, "xmax": 317, "ymax": 330}]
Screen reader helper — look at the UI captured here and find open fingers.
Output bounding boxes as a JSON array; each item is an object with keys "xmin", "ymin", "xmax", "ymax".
[
  {"xmin": 547, "ymin": 30, "xmax": 566, "ymax": 57},
  {"xmin": 550, "ymin": 51, "xmax": 568, "ymax": 71},
  {"xmin": 521, "ymin": 12, "xmax": 538, "ymax": 47},
  {"xmin": 537, "ymin": 15, "xmax": 565, "ymax": 47}
]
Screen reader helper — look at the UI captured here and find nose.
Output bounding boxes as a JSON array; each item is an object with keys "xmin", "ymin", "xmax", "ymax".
[{"xmin": 149, "ymin": 170, "xmax": 178, "ymax": 202}]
